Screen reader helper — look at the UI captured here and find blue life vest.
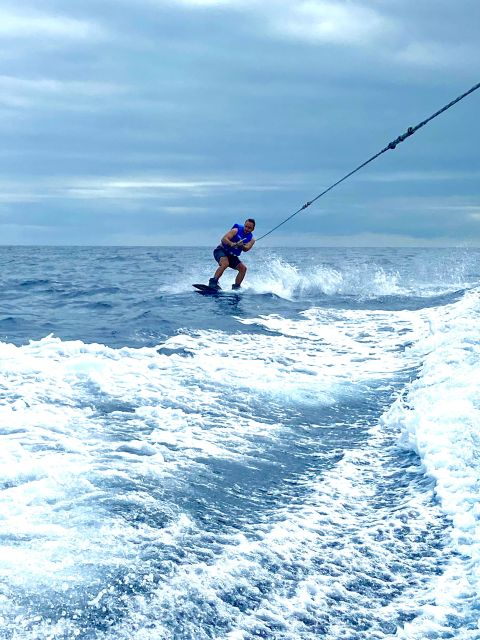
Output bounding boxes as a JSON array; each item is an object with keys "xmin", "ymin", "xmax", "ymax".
[{"xmin": 222, "ymin": 224, "xmax": 253, "ymax": 256}]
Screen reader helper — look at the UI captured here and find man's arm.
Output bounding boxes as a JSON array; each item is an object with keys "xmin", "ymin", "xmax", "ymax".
[
  {"xmin": 241, "ymin": 238, "xmax": 255, "ymax": 252},
  {"xmin": 221, "ymin": 228, "xmax": 240, "ymax": 248}
]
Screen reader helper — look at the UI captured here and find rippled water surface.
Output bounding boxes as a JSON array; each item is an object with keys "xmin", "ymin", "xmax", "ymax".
[{"xmin": 1, "ymin": 246, "xmax": 479, "ymax": 639}]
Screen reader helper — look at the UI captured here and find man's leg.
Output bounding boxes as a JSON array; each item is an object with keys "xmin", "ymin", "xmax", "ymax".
[
  {"xmin": 233, "ymin": 262, "xmax": 247, "ymax": 287},
  {"xmin": 209, "ymin": 257, "xmax": 229, "ymax": 288},
  {"xmin": 214, "ymin": 257, "xmax": 229, "ymax": 281}
]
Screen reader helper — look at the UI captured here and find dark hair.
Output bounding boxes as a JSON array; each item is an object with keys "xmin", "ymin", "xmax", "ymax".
[{"xmin": 246, "ymin": 218, "xmax": 256, "ymax": 228}]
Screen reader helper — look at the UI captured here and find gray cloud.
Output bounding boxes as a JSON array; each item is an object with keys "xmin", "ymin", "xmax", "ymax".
[{"xmin": 1, "ymin": 0, "xmax": 479, "ymax": 245}]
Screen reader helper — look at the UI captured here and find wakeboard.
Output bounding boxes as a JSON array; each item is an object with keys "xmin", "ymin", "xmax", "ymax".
[{"xmin": 192, "ymin": 283, "xmax": 222, "ymax": 294}]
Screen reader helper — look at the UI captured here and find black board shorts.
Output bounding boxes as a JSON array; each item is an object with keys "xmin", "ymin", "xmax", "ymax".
[{"xmin": 213, "ymin": 246, "xmax": 241, "ymax": 268}]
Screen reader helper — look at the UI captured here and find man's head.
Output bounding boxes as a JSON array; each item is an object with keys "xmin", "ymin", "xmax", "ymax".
[{"xmin": 244, "ymin": 218, "xmax": 255, "ymax": 233}]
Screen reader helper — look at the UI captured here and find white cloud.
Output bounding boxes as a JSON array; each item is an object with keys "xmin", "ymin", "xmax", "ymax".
[
  {"xmin": 359, "ymin": 170, "xmax": 480, "ymax": 183},
  {"xmin": 163, "ymin": 0, "xmax": 479, "ymax": 71},
  {"xmin": 0, "ymin": 7, "xmax": 104, "ymax": 40},
  {"xmin": 261, "ymin": 231, "xmax": 480, "ymax": 248},
  {"xmin": 268, "ymin": 1, "xmax": 393, "ymax": 46},
  {"xmin": 0, "ymin": 173, "xmax": 292, "ymax": 205},
  {"xmin": 368, "ymin": 195, "xmax": 480, "ymax": 216},
  {"xmin": 396, "ymin": 41, "xmax": 477, "ymax": 69},
  {"xmin": 168, "ymin": 0, "xmax": 233, "ymax": 5},
  {"xmin": 165, "ymin": 0, "xmax": 394, "ymax": 46},
  {"xmin": 0, "ymin": 76, "xmax": 127, "ymax": 109},
  {"xmin": 68, "ymin": 177, "xmax": 244, "ymax": 200},
  {"xmin": 65, "ymin": 174, "xmax": 289, "ymax": 201}
]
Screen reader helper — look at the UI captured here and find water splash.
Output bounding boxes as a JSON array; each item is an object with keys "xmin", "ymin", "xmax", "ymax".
[{"xmin": 248, "ymin": 256, "xmax": 405, "ymax": 299}]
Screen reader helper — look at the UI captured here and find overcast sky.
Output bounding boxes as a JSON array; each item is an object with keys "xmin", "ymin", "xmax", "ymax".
[{"xmin": 1, "ymin": 0, "xmax": 479, "ymax": 246}]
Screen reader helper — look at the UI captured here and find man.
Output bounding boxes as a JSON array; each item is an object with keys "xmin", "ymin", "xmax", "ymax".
[{"xmin": 209, "ymin": 218, "xmax": 256, "ymax": 290}]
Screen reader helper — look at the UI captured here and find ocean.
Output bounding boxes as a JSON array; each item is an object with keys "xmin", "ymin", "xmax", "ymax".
[{"xmin": 0, "ymin": 245, "xmax": 479, "ymax": 640}]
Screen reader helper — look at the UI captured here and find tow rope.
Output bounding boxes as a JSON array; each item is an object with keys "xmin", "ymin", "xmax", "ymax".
[{"xmin": 256, "ymin": 81, "xmax": 480, "ymax": 242}]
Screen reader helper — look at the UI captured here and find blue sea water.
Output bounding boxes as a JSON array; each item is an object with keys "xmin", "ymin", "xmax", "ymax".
[{"xmin": 0, "ymin": 246, "xmax": 479, "ymax": 640}]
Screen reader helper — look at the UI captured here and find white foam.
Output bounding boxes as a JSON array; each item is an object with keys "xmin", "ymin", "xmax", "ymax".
[
  {"xmin": 246, "ymin": 256, "xmax": 407, "ymax": 299},
  {"xmin": 160, "ymin": 249, "xmax": 477, "ymax": 300},
  {"xmin": 382, "ymin": 288, "xmax": 480, "ymax": 637},
  {"xmin": 0, "ymin": 325, "xmax": 350, "ymax": 611},
  {"xmin": 238, "ymin": 305, "xmax": 427, "ymax": 380},
  {"xmin": 2, "ymin": 288, "xmax": 478, "ymax": 637},
  {"xmin": 99, "ymin": 417, "xmax": 450, "ymax": 640}
]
